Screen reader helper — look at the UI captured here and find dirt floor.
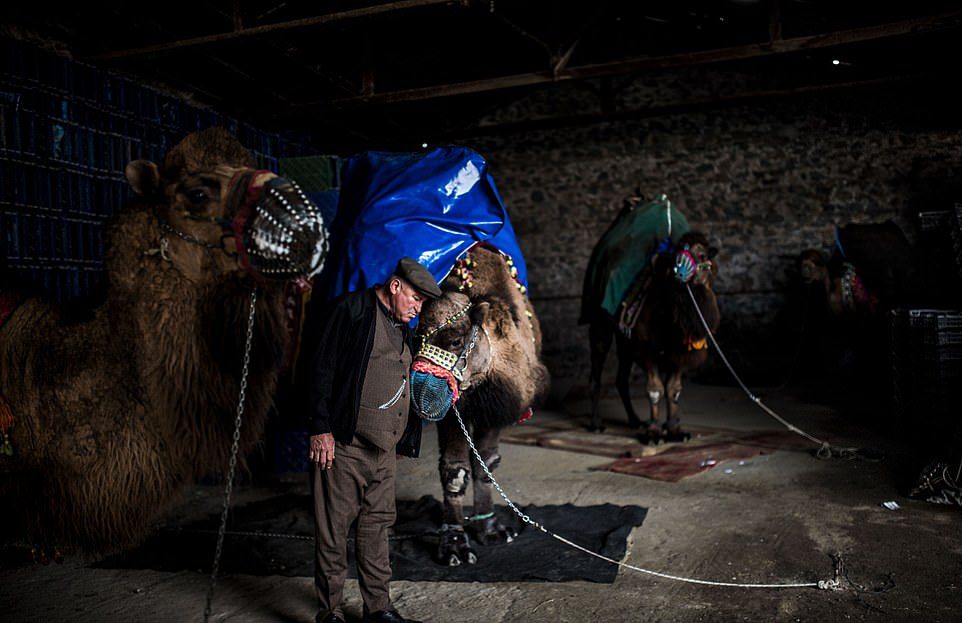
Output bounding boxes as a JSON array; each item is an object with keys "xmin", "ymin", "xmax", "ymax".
[{"xmin": 2, "ymin": 382, "xmax": 961, "ymax": 622}]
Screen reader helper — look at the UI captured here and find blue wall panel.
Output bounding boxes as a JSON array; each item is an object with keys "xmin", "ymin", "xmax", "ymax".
[{"xmin": 0, "ymin": 38, "xmax": 316, "ymax": 303}]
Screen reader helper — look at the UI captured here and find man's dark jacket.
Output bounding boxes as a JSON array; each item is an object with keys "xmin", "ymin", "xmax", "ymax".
[{"xmin": 305, "ymin": 288, "xmax": 421, "ymax": 458}]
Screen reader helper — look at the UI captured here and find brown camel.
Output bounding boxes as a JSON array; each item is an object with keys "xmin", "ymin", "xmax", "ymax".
[
  {"xmin": 414, "ymin": 245, "xmax": 549, "ymax": 566},
  {"xmin": 0, "ymin": 128, "xmax": 327, "ymax": 552},
  {"xmin": 587, "ymin": 232, "xmax": 719, "ymax": 441}
]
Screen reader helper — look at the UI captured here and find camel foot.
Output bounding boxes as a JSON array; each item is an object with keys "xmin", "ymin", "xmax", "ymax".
[
  {"xmin": 637, "ymin": 421, "xmax": 663, "ymax": 445},
  {"xmin": 663, "ymin": 428, "xmax": 691, "ymax": 443},
  {"xmin": 466, "ymin": 514, "xmax": 516, "ymax": 546},
  {"xmin": 663, "ymin": 419, "xmax": 691, "ymax": 443},
  {"xmin": 586, "ymin": 421, "xmax": 607, "ymax": 433},
  {"xmin": 626, "ymin": 415, "xmax": 643, "ymax": 430},
  {"xmin": 437, "ymin": 525, "xmax": 477, "ymax": 566}
]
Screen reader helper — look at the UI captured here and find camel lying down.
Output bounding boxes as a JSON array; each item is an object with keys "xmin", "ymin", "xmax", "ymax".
[{"xmin": 0, "ymin": 128, "xmax": 328, "ymax": 552}]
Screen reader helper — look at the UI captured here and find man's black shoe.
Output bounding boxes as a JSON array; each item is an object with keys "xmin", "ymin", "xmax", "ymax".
[
  {"xmin": 363, "ymin": 609, "xmax": 423, "ymax": 623},
  {"xmin": 317, "ymin": 613, "xmax": 346, "ymax": 623}
]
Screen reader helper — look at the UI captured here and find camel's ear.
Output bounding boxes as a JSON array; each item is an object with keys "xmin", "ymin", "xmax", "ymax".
[
  {"xmin": 125, "ymin": 160, "xmax": 160, "ymax": 196},
  {"xmin": 471, "ymin": 301, "xmax": 491, "ymax": 328}
]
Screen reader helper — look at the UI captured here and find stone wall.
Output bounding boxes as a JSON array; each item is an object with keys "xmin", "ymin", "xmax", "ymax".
[{"xmin": 463, "ymin": 74, "xmax": 962, "ymax": 386}]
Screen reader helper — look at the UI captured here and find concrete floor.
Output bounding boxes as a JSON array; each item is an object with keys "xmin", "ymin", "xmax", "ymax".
[{"xmin": 2, "ymin": 383, "xmax": 961, "ymax": 622}]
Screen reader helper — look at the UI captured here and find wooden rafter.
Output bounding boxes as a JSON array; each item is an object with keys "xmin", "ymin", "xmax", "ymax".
[
  {"xmin": 444, "ymin": 74, "xmax": 930, "ymax": 139},
  {"xmin": 87, "ymin": 0, "xmax": 455, "ymax": 61},
  {"xmin": 324, "ymin": 10, "xmax": 962, "ymax": 107}
]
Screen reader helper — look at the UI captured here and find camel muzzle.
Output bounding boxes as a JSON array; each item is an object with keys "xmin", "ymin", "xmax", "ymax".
[
  {"xmin": 411, "ymin": 324, "xmax": 481, "ymax": 421},
  {"xmin": 673, "ymin": 245, "xmax": 713, "ymax": 285},
  {"xmin": 230, "ymin": 173, "xmax": 329, "ymax": 280}
]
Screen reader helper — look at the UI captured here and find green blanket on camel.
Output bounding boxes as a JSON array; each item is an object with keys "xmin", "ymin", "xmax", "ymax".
[{"xmin": 580, "ymin": 194, "xmax": 689, "ymax": 323}]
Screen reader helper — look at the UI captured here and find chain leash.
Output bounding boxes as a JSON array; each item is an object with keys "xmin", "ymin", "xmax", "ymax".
[
  {"xmin": 173, "ymin": 528, "xmax": 430, "ymax": 543},
  {"xmin": 203, "ymin": 288, "xmax": 257, "ymax": 622},
  {"xmin": 451, "ymin": 405, "xmax": 836, "ymax": 590}
]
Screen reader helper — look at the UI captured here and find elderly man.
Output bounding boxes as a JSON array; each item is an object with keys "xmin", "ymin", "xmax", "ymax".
[{"xmin": 307, "ymin": 257, "xmax": 441, "ymax": 623}]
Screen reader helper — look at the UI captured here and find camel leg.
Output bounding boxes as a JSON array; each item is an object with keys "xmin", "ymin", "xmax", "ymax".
[
  {"xmin": 639, "ymin": 362, "xmax": 665, "ymax": 443},
  {"xmin": 663, "ymin": 370, "xmax": 690, "ymax": 442},
  {"xmin": 436, "ymin": 415, "xmax": 477, "ymax": 566},
  {"xmin": 465, "ymin": 426, "xmax": 516, "ymax": 546},
  {"xmin": 588, "ymin": 319, "xmax": 613, "ymax": 432},
  {"xmin": 615, "ymin": 335, "xmax": 643, "ymax": 429}
]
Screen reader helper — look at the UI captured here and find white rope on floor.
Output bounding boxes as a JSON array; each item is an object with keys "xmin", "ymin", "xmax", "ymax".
[
  {"xmin": 451, "ymin": 406, "xmax": 840, "ymax": 591},
  {"xmin": 683, "ymin": 284, "xmax": 863, "ymax": 460}
]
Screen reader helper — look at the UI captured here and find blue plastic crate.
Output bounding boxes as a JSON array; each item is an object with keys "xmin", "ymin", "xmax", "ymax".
[
  {"xmin": 272, "ymin": 429, "xmax": 310, "ymax": 473},
  {"xmin": 1, "ymin": 213, "xmax": 19, "ymax": 259}
]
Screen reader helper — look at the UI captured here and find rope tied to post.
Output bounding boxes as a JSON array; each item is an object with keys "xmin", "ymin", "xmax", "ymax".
[{"xmin": 683, "ymin": 284, "xmax": 873, "ymax": 461}]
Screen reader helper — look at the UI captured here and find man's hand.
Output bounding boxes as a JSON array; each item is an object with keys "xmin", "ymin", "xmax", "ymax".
[{"xmin": 309, "ymin": 433, "xmax": 335, "ymax": 470}]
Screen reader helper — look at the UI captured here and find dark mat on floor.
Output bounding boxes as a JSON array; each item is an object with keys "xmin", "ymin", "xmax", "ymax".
[{"xmin": 94, "ymin": 494, "xmax": 647, "ymax": 583}]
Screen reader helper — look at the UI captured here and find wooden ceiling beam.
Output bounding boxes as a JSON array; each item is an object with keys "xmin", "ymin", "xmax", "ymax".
[
  {"xmin": 325, "ymin": 10, "xmax": 962, "ymax": 107},
  {"xmin": 87, "ymin": 0, "xmax": 456, "ymax": 61},
  {"xmin": 442, "ymin": 74, "xmax": 929, "ymax": 139}
]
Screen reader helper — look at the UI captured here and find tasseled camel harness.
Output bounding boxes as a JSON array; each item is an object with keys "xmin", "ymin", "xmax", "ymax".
[
  {"xmin": 410, "ymin": 295, "xmax": 535, "ymax": 424},
  {"xmin": 413, "ymin": 249, "xmax": 540, "ymax": 424},
  {"xmin": 410, "ymin": 301, "xmax": 480, "ymax": 421},
  {"xmin": 618, "ymin": 239, "xmax": 714, "ymax": 350}
]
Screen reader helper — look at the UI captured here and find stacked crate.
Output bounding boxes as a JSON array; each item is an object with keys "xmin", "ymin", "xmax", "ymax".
[
  {"xmin": 0, "ymin": 38, "xmax": 313, "ymax": 303},
  {"xmin": 951, "ymin": 203, "xmax": 962, "ymax": 284},
  {"xmin": 891, "ymin": 308, "xmax": 962, "ymax": 448}
]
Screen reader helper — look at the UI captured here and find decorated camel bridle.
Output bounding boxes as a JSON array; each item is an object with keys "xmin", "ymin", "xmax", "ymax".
[
  {"xmin": 410, "ymin": 300, "xmax": 487, "ymax": 421},
  {"xmin": 148, "ymin": 171, "xmax": 328, "ymax": 280},
  {"xmin": 673, "ymin": 242, "xmax": 714, "ymax": 284}
]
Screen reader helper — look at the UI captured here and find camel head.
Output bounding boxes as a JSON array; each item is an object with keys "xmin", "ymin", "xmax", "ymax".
[
  {"xmin": 672, "ymin": 231, "xmax": 718, "ymax": 289},
  {"xmin": 797, "ymin": 249, "xmax": 829, "ymax": 288},
  {"xmin": 411, "ymin": 291, "xmax": 495, "ymax": 420},
  {"xmin": 125, "ymin": 128, "xmax": 328, "ymax": 283}
]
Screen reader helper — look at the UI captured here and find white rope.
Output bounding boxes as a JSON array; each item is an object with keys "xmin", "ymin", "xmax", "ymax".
[
  {"xmin": 683, "ymin": 284, "xmax": 862, "ymax": 460},
  {"xmin": 451, "ymin": 406, "xmax": 838, "ymax": 590}
]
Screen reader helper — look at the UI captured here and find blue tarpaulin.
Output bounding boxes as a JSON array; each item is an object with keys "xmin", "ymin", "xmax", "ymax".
[{"xmin": 321, "ymin": 147, "xmax": 528, "ymax": 302}]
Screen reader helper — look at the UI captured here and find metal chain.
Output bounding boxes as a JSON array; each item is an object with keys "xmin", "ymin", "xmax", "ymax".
[
  {"xmin": 153, "ymin": 212, "xmax": 228, "ymax": 280},
  {"xmin": 204, "ymin": 288, "xmax": 257, "ymax": 622},
  {"xmin": 453, "ymin": 404, "xmax": 531, "ymax": 525},
  {"xmin": 158, "ymin": 215, "xmax": 224, "ymax": 250},
  {"xmin": 451, "ymin": 405, "xmax": 835, "ymax": 590},
  {"xmin": 453, "ymin": 325, "xmax": 481, "ymax": 379},
  {"xmin": 175, "ymin": 528, "xmax": 432, "ymax": 543}
]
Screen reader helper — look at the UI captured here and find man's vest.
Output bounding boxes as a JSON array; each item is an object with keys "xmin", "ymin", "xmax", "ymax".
[{"xmin": 355, "ymin": 302, "xmax": 412, "ymax": 451}]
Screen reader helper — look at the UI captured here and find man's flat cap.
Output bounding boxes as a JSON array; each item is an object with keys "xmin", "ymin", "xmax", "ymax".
[{"xmin": 395, "ymin": 257, "xmax": 441, "ymax": 298}]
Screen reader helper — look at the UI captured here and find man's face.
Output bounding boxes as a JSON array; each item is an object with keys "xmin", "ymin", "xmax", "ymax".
[{"xmin": 389, "ymin": 278, "xmax": 425, "ymax": 323}]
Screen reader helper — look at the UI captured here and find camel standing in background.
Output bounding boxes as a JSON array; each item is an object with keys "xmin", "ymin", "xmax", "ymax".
[
  {"xmin": 0, "ymin": 128, "xmax": 327, "ymax": 552},
  {"xmin": 587, "ymin": 231, "xmax": 719, "ymax": 441},
  {"xmin": 416, "ymin": 245, "xmax": 549, "ymax": 566}
]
